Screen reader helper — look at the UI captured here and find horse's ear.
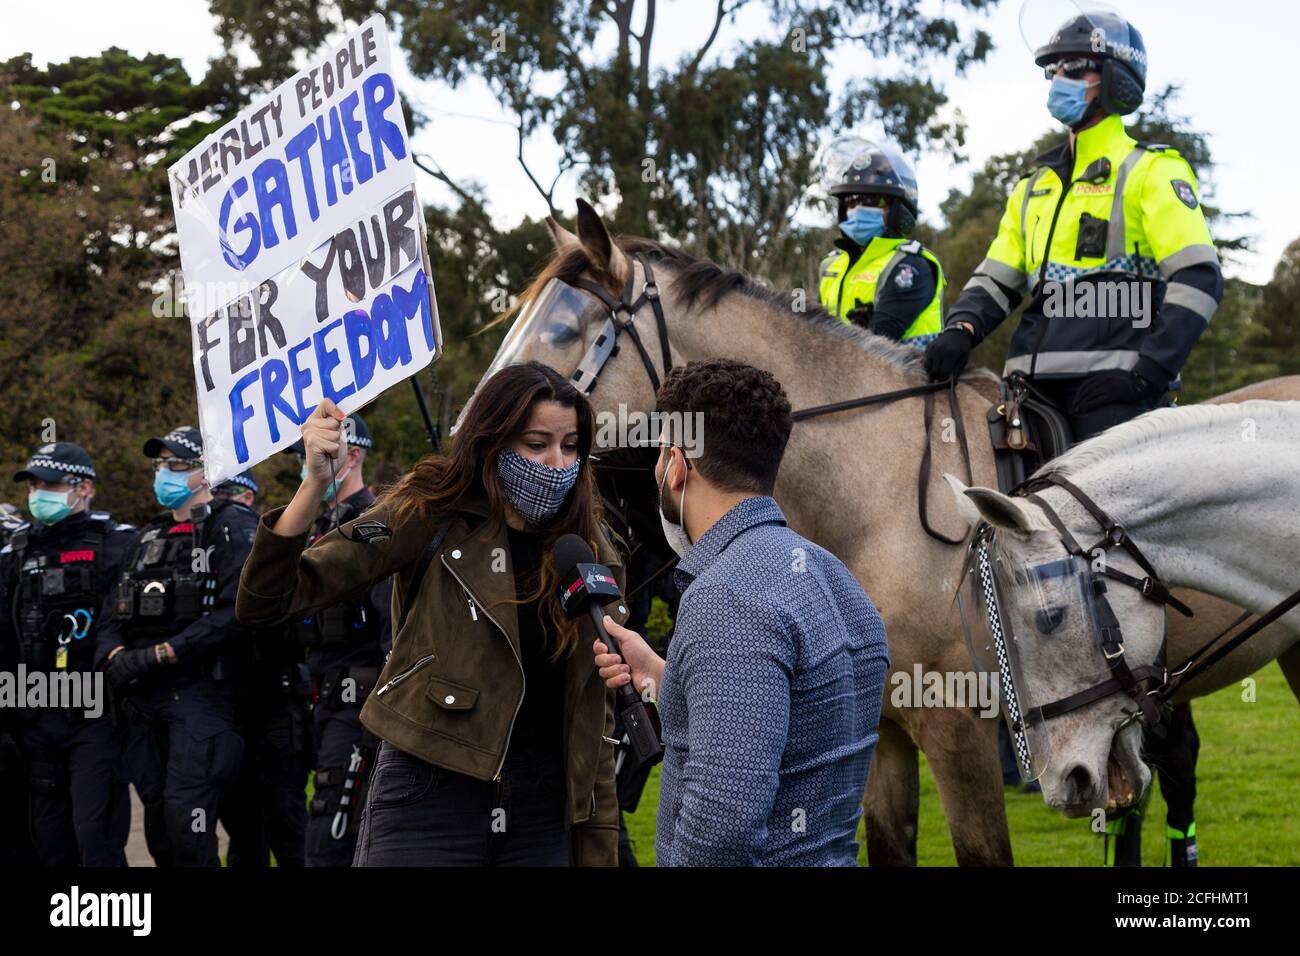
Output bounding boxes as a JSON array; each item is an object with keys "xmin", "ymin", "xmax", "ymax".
[
  {"xmin": 546, "ymin": 215, "xmax": 580, "ymax": 252},
  {"xmin": 943, "ymin": 475, "xmax": 983, "ymax": 528},
  {"xmin": 944, "ymin": 475, "xmax": 1041, "ymax": 535},
  {"xmin": 575, "ymin": 198, "xmax": 629, "ymax": 282}
]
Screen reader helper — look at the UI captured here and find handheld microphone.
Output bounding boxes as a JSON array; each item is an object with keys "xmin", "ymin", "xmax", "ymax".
[{"xmin": 553, "ymin": 534, "xmax": 664, "ymax": 764}]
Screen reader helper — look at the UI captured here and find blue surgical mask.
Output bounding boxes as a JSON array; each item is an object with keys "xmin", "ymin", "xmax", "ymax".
[
  {"xmin": 301, "ymin": 461, "xmax": 352, "ymax": 502},
  {"xmin": 496, "ymin": 448, "xmax": 580, "ymax": 526},
  {"xmin": 154, "ymin": 469, "xmax": 195, "ymax": 509},
  {"xmin": 29, "ymin": 489, "xmax": 74, "ymax": 525},
  {"xmin": 839, "ymin": 205, "xmax": 886, "ymax": 247},
  {"xmin": 1047, "ymin": 75, "xmax": 1098, "ymax": 126}
]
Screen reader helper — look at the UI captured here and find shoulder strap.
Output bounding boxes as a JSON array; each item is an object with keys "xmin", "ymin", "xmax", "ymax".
[{"xmin": 399, "ymin": 524, "xmax": 451, "ymax": 634}]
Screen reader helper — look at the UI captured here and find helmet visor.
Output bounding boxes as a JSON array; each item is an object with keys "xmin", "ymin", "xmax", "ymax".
[
  {"xmin": 819, "ymin": 136, "xmax": 918, "ymax": 209},
  {"xmin": 1020, "ymin": 0, "xmax": 1141, "ymax": 77}
]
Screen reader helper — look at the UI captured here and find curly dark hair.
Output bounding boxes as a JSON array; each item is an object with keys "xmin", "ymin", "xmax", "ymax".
[{"xmin": 654, "ymin": 359, "xmax": 793, "ymax": 495}]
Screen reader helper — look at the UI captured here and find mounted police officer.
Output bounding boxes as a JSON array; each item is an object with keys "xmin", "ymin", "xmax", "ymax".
[
  {"xmin": 215, "ymin": 471, "xmax": 311, "ymax": 867},
  {"xmin": 923, "ymin": 8, "xmax": 1221, "ymax": 440},
  {"xmin": 818, "ymin": 137, "xmax": 946, "ymax": 347},
  {"xmin": 924, "ymin": 5, "xmax": 1219, "ymax": 868},
  {"xmin": 96, "ymin": 426, "xmax": 256, "ymax": 866},
  {"xmin": 0, "ymin": 442, "xmax": 133, "ymax": 865},
  {"xmin": 286, "ymin": 413, "xmax": 392, "ymax": 866}
]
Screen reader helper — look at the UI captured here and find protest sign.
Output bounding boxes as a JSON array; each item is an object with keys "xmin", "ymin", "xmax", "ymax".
[{"xmin": 169, "ymin": 14, "xmax": 441, "ymax": 484}]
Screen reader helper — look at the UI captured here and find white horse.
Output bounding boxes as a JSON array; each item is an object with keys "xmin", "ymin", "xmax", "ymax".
[{"xmin": 947, "ymin": 401, "xmax": 1300, "ymax": 816}]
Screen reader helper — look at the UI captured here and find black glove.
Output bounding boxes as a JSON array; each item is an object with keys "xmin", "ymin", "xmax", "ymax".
[
  {"xmin": 1069, "ymin": 370, "xmax": 1160, "ymax": 415},
  {"xmin": 924, "ymin": 326, "xmax": 975, "ymax": 381},
  {"xmin": 105, "ymin": 646, "xmax": 157, "ymax": 690},
  {"xmin": 845, "ymin": 300, "xmax": 874, "ymax": 329}
]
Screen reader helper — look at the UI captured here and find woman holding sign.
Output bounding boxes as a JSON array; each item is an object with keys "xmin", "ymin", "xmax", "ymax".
[{"xmin": 235, "ymin": 362, "xmax": 625, "ymax": 866}]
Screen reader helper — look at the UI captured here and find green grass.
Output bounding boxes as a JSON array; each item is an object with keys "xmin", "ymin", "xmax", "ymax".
[{"xmin": 625, "ymin": 662, "xmax": 1300, "ymax": 866}]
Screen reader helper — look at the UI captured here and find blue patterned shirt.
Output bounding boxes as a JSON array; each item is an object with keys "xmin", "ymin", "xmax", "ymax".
[{"xmin": 655, "ymin": 496, "xmax": 890, "ymax": 866}]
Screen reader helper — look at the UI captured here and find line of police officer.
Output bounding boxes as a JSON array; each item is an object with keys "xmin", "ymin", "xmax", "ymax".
[{"xmin": 0, "ymin": 415, "xmax": 389, "ymax": 866}]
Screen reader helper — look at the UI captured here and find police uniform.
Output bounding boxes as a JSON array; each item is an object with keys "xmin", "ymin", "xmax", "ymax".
[
  {"xmin": 214, "ymin": 472, "xmax": 311, "ymax": 868},
  {"xmin": 817, "ymin": 136, "xmax": 946, "ymax": 348},
  {"xmin": 299, "ymin": 485, "xmax": 391, "ymax": 866},
  {"xmin": 948, "ymin": 110, "xmax": 1219, "ymax": 427},
  {"xmin": 819, "ymin": 236, "xmax": 946, "ymax": 346},
  {"xmin": 95, "ymin": 427, "xmax": 256, "ymax": 867},
  {"xmin": 0, "ymin": 443, "xmax": 133, "ymax": 865},
  {"xmin": 284, "ymin": 415, "xmax": 392, "ymax": 866}
]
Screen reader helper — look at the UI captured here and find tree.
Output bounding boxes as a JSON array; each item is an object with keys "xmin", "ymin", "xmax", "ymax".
[
  {"xmin": 209, "ymin": 0, "xmax": 994, "ymax": 249},
  {"xmin": 1254, "ymin": 236, "xmax": 1300, "ymax": 378}
]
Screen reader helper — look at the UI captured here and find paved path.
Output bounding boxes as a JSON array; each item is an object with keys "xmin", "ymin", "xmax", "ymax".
[{"xmin": 126, "ymin": 787, "xmax": 229, "ymax": 866}]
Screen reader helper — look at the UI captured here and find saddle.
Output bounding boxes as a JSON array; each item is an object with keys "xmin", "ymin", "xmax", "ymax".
[{"xmin": 986, "ymin": 372, "xmax": 1074, "ymax": 494}]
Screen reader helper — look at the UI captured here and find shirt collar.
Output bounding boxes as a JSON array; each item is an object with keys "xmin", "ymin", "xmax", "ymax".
[
  {"xmin": 1071, "ymin": 113, "xmax": 1131, "ymax": 179},
  {"xmin": 674, "ymin": 495, "xmax": 788, "ymax": 590},
  {"xmin": 1034, "ymin": 113, "xmax": 1133, "ymax": 183}
]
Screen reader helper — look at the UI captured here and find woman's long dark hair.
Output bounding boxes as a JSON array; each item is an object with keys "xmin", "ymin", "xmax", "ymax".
[{"xmin": 381, "ymin": 361, "xmax": 602, "ymax": 660}]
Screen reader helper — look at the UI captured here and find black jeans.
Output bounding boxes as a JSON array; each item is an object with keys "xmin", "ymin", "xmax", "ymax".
[{"xmin": 353, "ymin": 742, "xmax": 570, "ymax": 866}]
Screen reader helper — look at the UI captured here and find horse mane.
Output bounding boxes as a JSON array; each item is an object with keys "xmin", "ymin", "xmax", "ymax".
[
  {"xmin": 508, "ymin": 234, "xmax": 934, "ymax": 380},
  {"xmin": 618, "ymin": 237, "xmax": 930, "ymax": 379},
  {"xmin": 1044, "ymin": 401, "xmax": 1298, "ymax": 480}
]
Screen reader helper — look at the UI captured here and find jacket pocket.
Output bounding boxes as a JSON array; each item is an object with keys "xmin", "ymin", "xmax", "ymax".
[
  {"xmin": 426, "ymin": 676, "xmax": 479, "ymax": 711},
  {"xmin": 366, "ymin": 743, "xmax": 440, "ymax": 810},
  {"xmin": 375, "ymin": 654, "xmax": 435, "ymax": 698}
]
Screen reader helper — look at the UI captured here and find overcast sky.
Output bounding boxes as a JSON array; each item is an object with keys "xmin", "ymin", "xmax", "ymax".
[{"xmin": 6, "ymin": 0, "xmax": 1293, "ymax": 284}]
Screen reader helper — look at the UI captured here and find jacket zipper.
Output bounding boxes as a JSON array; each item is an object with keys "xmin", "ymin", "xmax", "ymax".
[
  {"xmin": 1027, "ymin": 170, "xmax": 1075, "ymax": 379},
  {"xmin": 375, "ymin": 653, "xmax": 435, "ymax": 697},
  {"xmin": 441, "ymin": 555, "xmax": 525, "ymax": 782}
]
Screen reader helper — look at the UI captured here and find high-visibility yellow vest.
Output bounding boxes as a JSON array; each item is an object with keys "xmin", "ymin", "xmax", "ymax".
[
  {"xmin": 964, "ymin": 112, "xmax": 1218, "ymax": 379},
  {"xmin": 818, "ymin": 237, "xmax": 945, "ymax": 347}
]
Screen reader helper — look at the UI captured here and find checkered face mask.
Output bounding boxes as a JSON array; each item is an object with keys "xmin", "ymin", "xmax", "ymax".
[{"xmin": 495, "ymin": 448, "xmax": 581, "ymax": 526}]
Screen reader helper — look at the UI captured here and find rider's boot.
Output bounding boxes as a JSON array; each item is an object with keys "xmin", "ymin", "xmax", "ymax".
[{"xmin": 1166, "ymin": 821, "xmax": 1198, "ymax": 867}]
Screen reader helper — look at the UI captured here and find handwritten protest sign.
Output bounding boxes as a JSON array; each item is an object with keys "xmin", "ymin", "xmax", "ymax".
[{"xmin": 169, "ymin": 15, "xmax": 441, "ymax": 485}]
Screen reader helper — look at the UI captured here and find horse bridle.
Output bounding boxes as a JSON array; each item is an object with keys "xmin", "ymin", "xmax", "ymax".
[
  {"xmin": 972, "ymin": 472, "xmax": 1193, "ymax": 743},
  {"xmin": 566, "ymin": 252, "xmax": 674, "ymax": 396}
]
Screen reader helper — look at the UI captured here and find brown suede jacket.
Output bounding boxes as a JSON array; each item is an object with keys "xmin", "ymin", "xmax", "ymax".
[{"xmin": 234, "ymin": 490, "xmax": 628, "ymax": 866}]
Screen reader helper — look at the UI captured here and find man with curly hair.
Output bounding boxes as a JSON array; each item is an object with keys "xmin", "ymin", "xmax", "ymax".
[{"xmin": 594, "ymin": 359, "xmax": 890, "ymax": 866}]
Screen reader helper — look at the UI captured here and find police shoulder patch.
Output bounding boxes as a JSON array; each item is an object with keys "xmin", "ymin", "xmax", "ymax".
[
  {"xmin": 893, "ymin": 264, "xmax": 916, "ymax": 289},
  {"xmin": 1171, "ymin": 179, "xmax": 1198, "ymax": 210}
]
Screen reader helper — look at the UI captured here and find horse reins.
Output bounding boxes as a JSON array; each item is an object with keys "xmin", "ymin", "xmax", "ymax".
[
  {"xmin": 568, "ymin": 255, "xmax": 976, "ymax": 548},
  {"xmin": 570, "ymin": 259, "xmax": 1300, "ymax": 703}
]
